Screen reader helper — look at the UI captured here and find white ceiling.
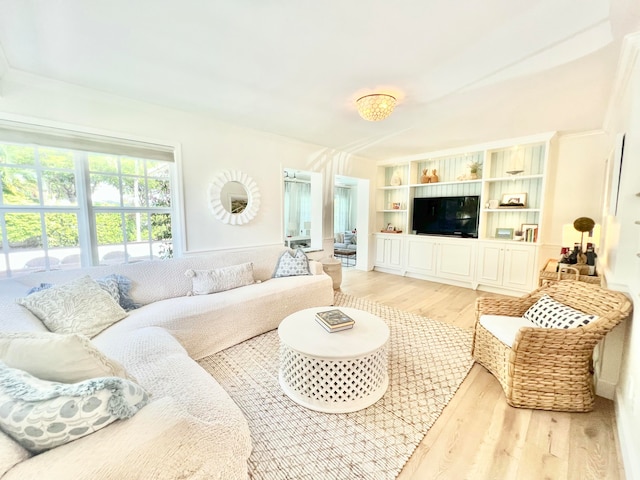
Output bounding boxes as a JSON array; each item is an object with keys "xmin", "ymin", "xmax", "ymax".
[{"xmin": 0, "ymin": 0, "xmax": 639, "ymax": 160}]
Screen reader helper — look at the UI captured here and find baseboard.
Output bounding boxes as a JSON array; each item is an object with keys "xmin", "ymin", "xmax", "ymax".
[
  {"xmin": 595, "ymin": 378, "xmax": 616, "ymax": 400},
  {"xmin": 615, "ymin": 390, "xmax": 639, "ymax": 480}
]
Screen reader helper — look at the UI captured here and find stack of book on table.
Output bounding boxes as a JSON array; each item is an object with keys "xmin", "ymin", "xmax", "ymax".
[{"xmin": 315, "ymin": 309, "xmax": 355, "ymax": 333}]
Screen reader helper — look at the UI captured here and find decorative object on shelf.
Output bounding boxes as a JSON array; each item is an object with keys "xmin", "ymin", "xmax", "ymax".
[
  {"xmin": 499, "ymin": 193, "xmax": 527, "ymax": 208},
  {"xmin": 506, "ymin": 147, "xmax": 525, "ymax": 175},
  {"xmin": 355, "ymin": 93, "xmax": 397, "ymax": 121},
  {"xmin": 430, "ymin": 169, "xmax": 439, "ymax": 183},
  {"xmin": 487, "ymin": 199, "xmax": 499, "ymax": 209},
  {"xmin": 468, "ymin": 160, "xmax": 482, "ymax": 179},
  {"xmin": 420, "ymin": 169, "xmax": 430, "ymax": 184},
  {"xmin": 392, "ymin": 202, "xmax": 401, "ymax": 210},
  {"xmin": 386, "ymin": 223, "xmax": 394, "ymax": 231},
  {"xmin": 513, "ymin": 230, "xmax": 524, "ymax": 241},
  {"xmin": 390, "ymin": 170, "xmax": 402, "ymax": 186},
  {"xmin": 521, "ymin": 223, "xmax": 538, "ymax": 242},
  {"xmin": 495, "ymin": 227, "xmax": 514, "ymax": 240}
]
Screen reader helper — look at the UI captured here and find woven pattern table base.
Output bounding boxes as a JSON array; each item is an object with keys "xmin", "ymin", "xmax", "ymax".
[{"xmin": 279, "ymin": 345, "xmax": 388, "ymax": 413}]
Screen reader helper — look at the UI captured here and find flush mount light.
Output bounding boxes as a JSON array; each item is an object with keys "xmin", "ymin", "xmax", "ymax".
[{"xmin": 356, "ymin": 94, "xmax": 397, "ymax": 121}]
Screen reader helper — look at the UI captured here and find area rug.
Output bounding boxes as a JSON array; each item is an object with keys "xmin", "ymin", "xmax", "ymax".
[{"xmin": 197, "ymin": 293, "xmax": 474, "ymax": 480}]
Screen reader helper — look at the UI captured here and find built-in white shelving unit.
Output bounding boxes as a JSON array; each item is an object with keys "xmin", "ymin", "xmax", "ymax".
[{"xmin": 373, "ymin": 132, "xmax": 555, "ymax": 295}]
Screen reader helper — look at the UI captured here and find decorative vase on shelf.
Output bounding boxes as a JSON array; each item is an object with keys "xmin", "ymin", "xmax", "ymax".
[
  {"xmin": 420, "ymin": 169, "xmax": 430, "ymax": 184},
  {"xmin": 431, "ymin": 169, "xmax": 439, "ymax": 183},
  {"xmin": 390, "ymin": 171, "xmax": 402, "ymax": 186}
]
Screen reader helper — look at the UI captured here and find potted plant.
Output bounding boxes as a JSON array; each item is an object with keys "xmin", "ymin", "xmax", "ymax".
[{"xmin": 468, "ymin": 160, "xmax": 482, "ymax": 179}]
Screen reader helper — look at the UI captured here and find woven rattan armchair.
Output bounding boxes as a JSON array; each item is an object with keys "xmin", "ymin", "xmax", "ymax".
[{"xmin": 472, "ymin": 280, "xmax": 632, "ymax": 412}]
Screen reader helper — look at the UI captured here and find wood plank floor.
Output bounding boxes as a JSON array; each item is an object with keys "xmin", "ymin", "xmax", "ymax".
[{"xmin": 339, "ymin": 269, "xmax": 624, "ymax": 480}]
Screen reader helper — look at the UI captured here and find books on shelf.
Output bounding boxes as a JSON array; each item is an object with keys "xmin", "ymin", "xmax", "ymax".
[{"xmin": 315, "ymin": 309, "xmax": 355, "ymax": 333}]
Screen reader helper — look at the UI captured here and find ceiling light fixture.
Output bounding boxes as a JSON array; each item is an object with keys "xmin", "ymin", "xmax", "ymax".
[{"xmin": 356, "ymin": 94, "xmax": 397, "ymax": 121}]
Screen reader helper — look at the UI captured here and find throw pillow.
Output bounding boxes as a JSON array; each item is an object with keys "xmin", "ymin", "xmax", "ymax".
[
  {"xmin": 16, "ymin": 276, "xmax": 128, "ymax": 338},
  {"xmin": 185, "ymin": 262, "xmax": 255, "ymax": 295},
  {"xmin": 272, "ymin": 249, "xmax": 311, "ymax": 278},
  {"xmin": 0, "ymin": 332, "xmax": 132, "ymax": 383},
  {"xmin": 26, "ymin": 274, "xmax": 139, "ymax": 311},
  {"xmin": 0, "ymin": 361, "xmax": 149, "ymax": 453},
  {"xmin": 523, "ymin": 294, "xmax": 598, "ymax": 329},
  {"xmin": 343, "ymin": 232, "xmax": 355, "ymax": 244}
]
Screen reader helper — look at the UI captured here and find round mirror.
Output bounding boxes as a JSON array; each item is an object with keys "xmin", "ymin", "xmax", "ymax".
[
  {"xmin": 221, "ymin": 181, "xmax": 248, "ymax": 214},
  {"xmin": 208, "ymin": 170, "xmax": 260, "ymax": 225}
]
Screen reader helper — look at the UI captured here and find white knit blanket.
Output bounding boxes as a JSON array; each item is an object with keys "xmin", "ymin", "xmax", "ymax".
[{"xmin": 198, "ymin": 293, "xmax": 474, "ymax": 480}]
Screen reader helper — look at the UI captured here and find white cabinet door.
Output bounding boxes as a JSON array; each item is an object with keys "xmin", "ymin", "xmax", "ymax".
[
  {"xmin": 477, "ymin": 241, "xmax": 537, "ymax": 292},
  {"xmin": 406, "ymin": 237, "xmax": 437, "ymax": 275},
  {"xmin": 438, "ymin": 241, "xmax": 475, "ymax": 281},
  {"xmin": 388, "ymin": 237, "xmax": 403, "ymax": 267},
  {"xmin": 502, "ymin": 244, "xmax": 536, "ymax": 291},
  {"xmin": 375, "ymin": 236, "xmax": 387, "ymax": 265},
  {"xmin": 476, "ymin": 243, "xmax": 505, "ymax": 286},
  {"xmin": 374, "ymin": 234, "xmax": 404, "ymax": 270}
]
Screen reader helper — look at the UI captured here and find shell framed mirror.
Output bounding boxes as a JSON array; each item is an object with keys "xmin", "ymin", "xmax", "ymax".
[{"xmin": 208, "ymin": 170, "xmax": 261, "ymax": 225}]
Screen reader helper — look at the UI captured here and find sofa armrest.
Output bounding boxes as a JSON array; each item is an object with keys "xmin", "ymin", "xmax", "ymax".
[{"xmin": 308, "ymin": 260, "xmax": 324, "ymax": 275}]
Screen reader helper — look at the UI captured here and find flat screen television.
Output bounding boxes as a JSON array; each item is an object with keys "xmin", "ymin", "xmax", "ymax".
[{"xmin": 412, "ymin": 196, "xmax": 480, "ymax": 238}]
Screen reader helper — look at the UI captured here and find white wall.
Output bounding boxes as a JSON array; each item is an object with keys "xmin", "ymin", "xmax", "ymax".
[
  {"xmin": 600, "ymin": 32, "xmax": 640, "ymax": 480},
  {"xmin": 0, "ymin": 71, "xmax": 377, "ymax": 258},
  {"xmin": 538, "ymin": 131, "xmax": 609, "ymax": 266}
]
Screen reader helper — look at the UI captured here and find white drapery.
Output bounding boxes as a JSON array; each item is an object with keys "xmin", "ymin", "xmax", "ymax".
[
  {"xmin": 284, "ymin": 181, "xmax": 311, "ymax": 237},
  {"xmin": 334, "ymin": 186, "xmax": 352, "ymax": 234}
]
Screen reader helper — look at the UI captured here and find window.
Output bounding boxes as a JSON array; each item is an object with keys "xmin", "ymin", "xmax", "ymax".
[{"xmin": 0, "ymin": 124, "xmax": 177, "ymax": 279}]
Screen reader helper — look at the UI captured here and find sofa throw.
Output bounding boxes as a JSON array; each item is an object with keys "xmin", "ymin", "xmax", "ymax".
[
  {"xmin": 27, "ymin": 273, "xmax": 140, "ymax": 311},
  {"xmin": 16, "ymin": 276, "xmax": 128, "ymax": 338},
  {"xmin": 185, "ymin": 262, "xmax": 255, "ymax": 295},
  {"xmin": 0, "ymin": 332, "xmax": 132, "ymax": 383},
  {"xmin": 273, "ymin": 249, "xmax": 311, "ymax": 278},
  {"xmin": 523, "ymin": 294, "xmax": 598, "ymax": 329},
  {"xmin": 0, "ymin": 361, "xmax": 149, "ymax": 453}
]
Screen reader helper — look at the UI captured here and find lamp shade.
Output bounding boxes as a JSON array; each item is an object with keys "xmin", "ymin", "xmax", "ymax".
[{"xmin": 356, "ymin": 94, "xmax": 397, "ymax": 121}]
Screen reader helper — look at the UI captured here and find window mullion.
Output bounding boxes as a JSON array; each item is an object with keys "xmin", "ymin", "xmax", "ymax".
[{"xmin": 75, "ymin": 152, "xmax": 98, "ymax": 267}]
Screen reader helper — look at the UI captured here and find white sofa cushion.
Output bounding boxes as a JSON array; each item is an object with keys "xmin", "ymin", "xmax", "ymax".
[
  {"xmin": 185, "ymin": 262, "xmax": 254, "ymax": 295},
  {"xmin": 0, "ymin": 362, "xmax": 149, "ymax": 453},
  {"xmin": 16, "ymin": 276, "xmax": 128, "ymax": 338},
  {"xmin": 0, "ymin": 332, "xmax": 131, "ymax": 383},
  {"xmin": 523, "ymin": 294, "xmax": 597, "ymax": 329},
  {"xmin": 0, "ymin": 430, "xmax": 30, "ymax": 477},
  {"xmin": 479, "ymin": 315, "xmax": 539, "ymax": 347}
]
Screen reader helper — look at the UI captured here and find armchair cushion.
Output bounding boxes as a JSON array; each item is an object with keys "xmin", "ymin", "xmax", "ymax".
[
  {"xmin": 523, "ymin": 294, "xmax": 597, "ymax": 329},
  {"xmin": 479, "ymin": 315, "xmax": 538, "ymax": 347}
]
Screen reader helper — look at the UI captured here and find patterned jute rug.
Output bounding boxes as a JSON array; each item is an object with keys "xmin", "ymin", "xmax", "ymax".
[{"xmin": 198, "ymin": 293, "xmax": 474, "ymax": 480}]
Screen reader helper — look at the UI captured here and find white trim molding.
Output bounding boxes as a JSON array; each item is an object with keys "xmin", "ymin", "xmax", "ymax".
[{"xmin": 604, "ymin": 31, "xmax": 640, "ymax": 130}]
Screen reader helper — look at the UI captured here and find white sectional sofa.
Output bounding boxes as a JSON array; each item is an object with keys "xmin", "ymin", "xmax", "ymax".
[{"xmin": 0, "ymin": 246, "xmax": 335, "ymax": 479}]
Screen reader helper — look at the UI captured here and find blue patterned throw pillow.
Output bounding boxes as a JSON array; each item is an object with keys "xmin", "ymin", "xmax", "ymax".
[
  {"xmin": 0, "ymin": 361, "xmax": 149, "ymax": 453},
  {"xmin": 273, "ymin": 249, "xmax": 311, "ymax": 278}
]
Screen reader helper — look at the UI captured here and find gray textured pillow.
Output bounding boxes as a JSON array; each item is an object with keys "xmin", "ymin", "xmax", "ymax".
[
  {"xmin": 16, "ymin": 276, "xmax": 128, "ymax": 338},
  {"xmin": 0, "ymin": 332, "xmax": 132, "ymax": 383},
  {"xmin": 272, "ymin": 249, "xmax": 311, "ymax": 278},
  {"xmin": 185, "ymin": 262, "xmax": 255, "ymax": 295},
  {"xmin": 27, "ymin": 274, "xmax": 140, "ymax": 311},
  {"xmin": 523, "ymin": 294, "xmax": 598, "ymax": 329},
  {"xmin": 0, "ymin": 361, "xmax": 149, "ymax": 453}
]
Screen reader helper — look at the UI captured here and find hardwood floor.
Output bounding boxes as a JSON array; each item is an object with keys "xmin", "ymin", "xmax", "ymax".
[{"xmin": 339, "ymin": 269, "xmax": 624, "ymax": 480}]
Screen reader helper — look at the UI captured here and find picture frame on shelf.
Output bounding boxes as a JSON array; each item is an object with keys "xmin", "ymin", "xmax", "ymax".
[
  {"xmin": 386, "ymin": 223, "xmax": 395, "ymax": 232},
  {"xmin": 495, "ymin": 227, "xmax": 514, "ymax": 240},
  {"xmin": 499, "ymin": 193, "xmax": 527, "ymax": 208},
  {"xmin": 521, "ymin": 223, "xmax": 538, "ymax": 242}
]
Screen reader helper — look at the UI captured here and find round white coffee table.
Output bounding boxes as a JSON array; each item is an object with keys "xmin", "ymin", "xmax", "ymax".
[{"xmin": 278, "ymin": 306, "xmax": 389, "ymax": 413}]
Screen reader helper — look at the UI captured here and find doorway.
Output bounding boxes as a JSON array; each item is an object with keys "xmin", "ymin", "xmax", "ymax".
[{"xmin": 334, "ymin": 175, "xmax": 369, "ymax": 270}]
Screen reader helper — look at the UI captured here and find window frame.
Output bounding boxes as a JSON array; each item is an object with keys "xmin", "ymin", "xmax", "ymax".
[{"xmin": 0, "ymin": 121, "xmax": 183, "ymax": 278}]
